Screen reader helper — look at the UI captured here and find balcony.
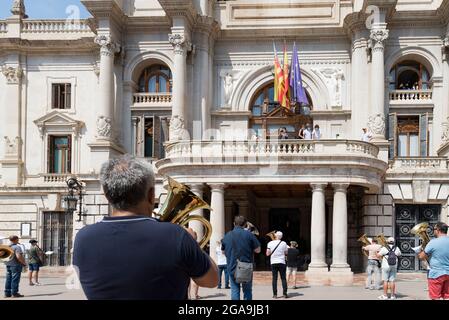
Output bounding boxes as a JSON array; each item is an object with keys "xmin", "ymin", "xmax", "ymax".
[
  {"xmin": 25, "ymin": 173, "xmax": 100, "ymax": 187},
  {"xmin": 133, "ymin": 93, "xmax": 172, "ymax": 108},
  {"xmin": 156, "ymin": 140, "xmax": 388, "ymax": 192},
  {"xmin": 389, "ymin": 90, "xmax": 432, "ymax": 102},
  {"xmin": 389, "ymin": 157, "xmax": 448, "ymax": 172},
  {"xmin": 22, "ymin": 20, "xmax": 93, "ymax": 34}
]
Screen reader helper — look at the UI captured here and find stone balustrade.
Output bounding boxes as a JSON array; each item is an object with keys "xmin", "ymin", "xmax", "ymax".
[
  {"xmin": 165, "ymin": 139, "xmax": 380, "ymax": 161},
  {"xmin": 133, "ymin": 93, "xmax": 172, "ymax": 106},
  {"xmin": 389, "ymin": 89, "xmax": 432, "ymax": 101},
  {"xmin": 42, "ymin": 174, "xmax": 71, "ymax": 183},
  {"xmin": 22, "ymin": 20, "xmax": 92, "ymax": 33},
  {"xmin": 390, "ymin": 157, "xmax": 448, "ymax": 170}
]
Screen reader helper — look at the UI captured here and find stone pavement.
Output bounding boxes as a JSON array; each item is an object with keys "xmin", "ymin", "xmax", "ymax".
[{"xmin": 0, "ymin": 267, "xmax": 430, "ymax": 300}]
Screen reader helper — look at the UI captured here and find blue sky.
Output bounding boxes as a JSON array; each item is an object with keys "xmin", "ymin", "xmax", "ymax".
[{"xmin": 0, "ymin": 0, "xmax": 91, "ymax": 19}]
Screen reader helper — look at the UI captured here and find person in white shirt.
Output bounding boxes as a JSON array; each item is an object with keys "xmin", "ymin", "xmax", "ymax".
[
  {"xmin": 377, "ymin": 237, "xmax": 402, "ymax": 300},
  {"xmin": 266, "ymin": 231, "xmax": 289, "ymax": 298},
  {"xmin": 216, "ymin": 240, "xmax": 230, "ymax": 289},
  {"xmin": 304, "ymin": 124, "xmax": 312, "ymax": 140},
  {"xmin": 361, "ymin": 128, "xmax": 372, "ymax": 142},
  {"xmin": 312, "ymin": 125, "xmax": 321, "ymax": 140}
]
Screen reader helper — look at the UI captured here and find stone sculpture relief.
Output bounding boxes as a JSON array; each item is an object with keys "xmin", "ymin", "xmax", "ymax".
[{"xmin": 312, "ymin": 67, "xmax": 344, "ymax": 108}]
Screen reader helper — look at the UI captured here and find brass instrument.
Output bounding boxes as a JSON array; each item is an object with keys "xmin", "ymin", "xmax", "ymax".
[
  {"xmin": 411, "ymin": 222, "xmax": 431, "ymax": 251},
  {"xmin": 156, "ymin": 177, "xmax": 212, "ymax": 249},
  {"xmin": 246, "ymin": 221, "xmax": 259, "ymax": 236},
  {"xmin": 266, "ymin": 230, "xmax": 277, "ymax": 241},
  {"xmin": 376, "ymin": 233, "xmax": 388, "ymax": 247},
  {"xmin": 357, "ymin": 234, "xmax": 371, "ymax": 257},
  {"xmin": 0, "ymin": 245, "xmax": 14, "ymax": 261}
]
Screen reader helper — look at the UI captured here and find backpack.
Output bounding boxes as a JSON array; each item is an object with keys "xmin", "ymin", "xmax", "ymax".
[{"xmin": 386, "ymin": 246, "xmax": 397, "ymax": 266}]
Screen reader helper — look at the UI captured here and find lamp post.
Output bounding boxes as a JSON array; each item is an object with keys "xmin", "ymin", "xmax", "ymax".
[{"xmin": 64, "ymin": 178, "xmax": 84, "ymax": 222}]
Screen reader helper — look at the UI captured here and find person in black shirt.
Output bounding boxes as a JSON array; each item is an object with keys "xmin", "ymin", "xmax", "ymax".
[
  {"xmin": 286, "ymin": 241, "xmax": 300, "ymax": 289},
  {"xmin": 73, "ymin": 155, "xmax": 218, "ymax": 300}
]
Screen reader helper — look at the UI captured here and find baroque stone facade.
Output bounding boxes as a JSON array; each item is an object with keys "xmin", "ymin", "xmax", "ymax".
[{"xmin": 0, "ymin": 0, "xmax": 449, "ymax": 275}]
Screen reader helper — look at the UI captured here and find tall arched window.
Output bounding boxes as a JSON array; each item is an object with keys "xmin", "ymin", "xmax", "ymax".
[
  {"xmin": 138, "ymin": 65, "xmax": 172, "ymax": 93},
  {"xmin": 249, "ymin": 83, "xmax": 313, "ymax": 140},
  {"xmin": 389, "ymin": 61, "xmax": 431, "ymax": 90}
]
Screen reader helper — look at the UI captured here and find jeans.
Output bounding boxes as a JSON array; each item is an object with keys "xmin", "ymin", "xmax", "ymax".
[
  {"xmin": 229, "ymin": 274, "xmax": 253, "ymax": 300},
  {"xmin": 366, "ymin": 260, "xmax": 381, "ymax": 289},
  {"xmin": 4, "ymin": 265, "xmax": 23, "ymax": 296},
  {"xmin": 218, "ymin": 265, "xmax": 229, "ymax": 288},
  {"xmin": 271, "ymin": 263, "xmax": 288, "ymax": 296}
]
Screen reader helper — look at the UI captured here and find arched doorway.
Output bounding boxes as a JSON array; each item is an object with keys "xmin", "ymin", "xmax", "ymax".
[{"xmin": 249, "ymin": 83, "xmax": 314, "ymax": 140}]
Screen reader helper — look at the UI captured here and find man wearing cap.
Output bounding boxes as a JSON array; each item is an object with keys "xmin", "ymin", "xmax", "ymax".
[
  {"xmin": 362, "ymin": 238, "xmax": 382, "ymax": 290},
  {"xmin": 377, "ymin": 237, "xmax": 402, "ymax": 299},
  {"xmin": 28, "ymin": 240, "xmax": 43, "ymax": 286},
  {"xmin": 3, "ymin": 235, "xmax": 26, "ymax": 298},
  {"xmin": 266, "ymin": 231, "xmax": 289, "ymax": 298}
]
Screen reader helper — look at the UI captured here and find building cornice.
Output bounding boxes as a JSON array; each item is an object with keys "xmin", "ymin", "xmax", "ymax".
[
  {"xmin": 158, "ymin": 0, "xmax": 198, "ymax": 30},
  {"xmin": 81, "ymin": 0, "xmax": 126, "ymax": 34}
]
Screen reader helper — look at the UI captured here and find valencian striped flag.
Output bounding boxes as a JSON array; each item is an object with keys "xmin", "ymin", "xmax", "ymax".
[
  {"xmin": 273, "ymin": 42, "xmax": 283, "ymax": 103},
  {"xmin": 289, "ymin": 42, "xmax": 309, "ymax": 105},
  {"xmin": 279, "ymin": 42, "xmax": 290, "ymax": 107}
]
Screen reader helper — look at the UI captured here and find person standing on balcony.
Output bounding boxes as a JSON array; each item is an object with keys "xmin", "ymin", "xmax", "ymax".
[
  {"xmin": 312, "ymin": 125, "xmax": 321, "ymax": 140},
  {"xmin": 297, "ymin": 125, "xmax": 305, "ymax": 139},
  {"xmin": 304, "ymin": 124, "xmax": 312, "ymax": 140},
  {"xmin": 361, "ymin": 128, "xmax": 372, "ymax": 142}
]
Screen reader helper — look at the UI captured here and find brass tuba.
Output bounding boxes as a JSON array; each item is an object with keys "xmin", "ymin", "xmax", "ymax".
[
  {"xmin": 266, "ymin": 230, "xmax": 277, "ymax": 241},
  {"xmin": 155, "ymin": 177, "xmax": 212, "ymax": 249},
  {"xmin": 411, "ymin": 222, "xmax": 431, "ymax": 250},
  {"xmin": 0, "ymin": 245, "xmax": 14, "ymax": 261},
  {"xmin": 357, "ymin": 234, "xmax": 371, "ymax": 257},
  {"xmin": 246, "ymin": 221, "xmax": 259, "ymax": 236},
  {"xmin": 376, "ymin": 233, "xmax": 388, "ymax": 247}
]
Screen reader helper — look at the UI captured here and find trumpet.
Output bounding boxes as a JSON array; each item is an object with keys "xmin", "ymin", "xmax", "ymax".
[
  {"xmin": 411, "ymin": 222, "xmax": 431, "ymax": 251},
  {"xmin": 357, "ymin": 234, "xmax": 371, "ymax": 257},
  {"xmin": 0, "ymin": 245, "xmax": 14, "ymax": 261},
  {"xmin": 156, "ymin": 177, "xmax": 212, "ymax": 249}
]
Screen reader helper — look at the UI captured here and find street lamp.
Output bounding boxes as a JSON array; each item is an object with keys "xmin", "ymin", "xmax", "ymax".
[{"xmin": 64, "ymin": 177, "xmax": 84, "ymax": 222}]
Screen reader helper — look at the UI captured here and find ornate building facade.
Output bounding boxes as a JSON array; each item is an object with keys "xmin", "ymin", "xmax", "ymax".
[{"xmin": 1, "ymin": 0, "xmax": 449, "ymax": 276}]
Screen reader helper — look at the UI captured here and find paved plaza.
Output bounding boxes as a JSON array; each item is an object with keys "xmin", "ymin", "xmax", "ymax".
[{"xmin": 0, "ymin": 268, "xmax": 430, "ymax": 300}]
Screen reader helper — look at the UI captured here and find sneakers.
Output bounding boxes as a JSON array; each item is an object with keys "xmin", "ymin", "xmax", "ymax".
[
  {"xmin": 390, "ymin": 295, "xmax": 397, "ymax": 300},
  {"xmin": 378, "ymin": 294, "xmax": 388, "ymax": 300},
  {"xmin": 35, "ymin": 282, "xmax": 41, "ymax": 286},
  {"xmin": 12, "ymin": 293, "xmax": 24, "ymax": 298},
  {"xmin": 272, "ymin": 295, "xmax": 278, "ymax": 299},
  {"xmin": 29, "ymin": 282, "xmax": 34, "ymax": 286}
]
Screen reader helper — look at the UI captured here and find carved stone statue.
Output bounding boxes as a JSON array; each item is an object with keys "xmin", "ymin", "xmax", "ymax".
[
  {"xmin": 368, "ymin": 114, "xmax": 386, "ymax": 137},
  {"xmin": 312, "ymin": 68, "xmax": 344, "ymax": 108},
  {"xmin": 2, "ymin": 65, "xmax": 23, "ymax": 84},
  {"xmin": 96, "ymin": 116, "xmax": 112, "ymax": 138},
  {"xmin": 11, "ymin": 0, "xmax": 27, "ymax": 18},
  {"xmin": 169, "ymin": 115, "xmax": 189, "ymax": 141}
]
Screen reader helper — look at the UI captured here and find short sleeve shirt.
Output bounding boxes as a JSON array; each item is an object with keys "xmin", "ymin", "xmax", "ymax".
[
  {"xmin": 379, "ymin": 245, "xmax": 401, "ymax": 269},
  {"xmin": 73, "ymin": 215, "xmax": 210, "ymax": 300},
  {"xmin": 267, "ymin": 240, "xmax": 289, "ymax": 265},
  {"xmin": 286, "ymin": 248, "xmax": 300, "ymax": 267},
  {"xmin": 424, "ymin": 236, "xmax": 449, "ymax": 279},
  {"xmin": 4, "ymin": 244, "xmax": 23, "ymax": 267},
  {"xmin": 221, "ymin": 227, "xmax": 260, "ymax": 276}
]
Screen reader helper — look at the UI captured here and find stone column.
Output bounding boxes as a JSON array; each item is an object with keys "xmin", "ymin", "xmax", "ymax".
[
  {"xmin": 94, "ymin": 35, "xmax": 119, "ymax": 141},
  {"xmin": 169, "ymin": 33, "xmax": 191, "ymax": 141},
  {"xmin": 307, "ymin": 183, "xmax": 328, "ymax": 271},
  {"xmin": 189, "ymin": 184, "xmax": 205, "ymax": 242},
  {"xmin": 209, "ymin": 183, "xmax": 226, "ymax": 263},
  {"xmin": 368, "ymin": 28, "xmax": 389, "ymax": 141},
  {"xmin": 331, "ymin": 183, "xmax": 352, "ymax": 274}
]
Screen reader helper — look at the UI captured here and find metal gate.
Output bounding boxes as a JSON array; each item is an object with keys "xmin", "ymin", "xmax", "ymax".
[
  {"xmin": 395, "ymin": 204, "xmax": 440, "ymax": 271},
  {"xmin": 42, "ymin": 211, "xmax": 73, "ymax": 266}
]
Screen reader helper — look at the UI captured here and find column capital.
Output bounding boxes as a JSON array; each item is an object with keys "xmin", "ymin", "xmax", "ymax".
[
  {"xmin": 168, "ymin": 33, "xmax": 192, "ymax": 55},
  {"xmin": 209, "ymin": 183, "xmax": 226, "ymax": 191},
  {"xmin": 94, "ymin": 35, "xmax": 120, "ymax": 57},
  {"xmin": 189, "ymin": 184, "xmax": 204, "ymax": 194},
  {"xmin": 332, "ymin": 183, "xmax": 350, "ymax": 193},
  {"xmin": 2, "ymin": 65, "xmax": 22, "ymax": 84},
  {"xmin": 368, "ymin": 29, "xmax": 389, "ymax": 52},
  {"xmin": 310, "ymin": 183, "xmax": 327, "ymax": 191}
]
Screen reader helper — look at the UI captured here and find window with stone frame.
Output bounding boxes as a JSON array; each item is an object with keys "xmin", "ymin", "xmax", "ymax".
[
  {"xmin": 51, "ymin": 83, "xmax": 72, "ymax": 109},
  {"xmin": 48, "ymin": 135, "xmax": 71, "ymax": 173},
  {"xmin": 249, "ymin": 83, "xmax": 313, "ymax": 140},
  {"xmin": 138, "ymin": 65, "xmax": 172, "ymax": 93},
  {"xmin": 132, "ymin": 115, "xmax": 168, "ymax": 159}
]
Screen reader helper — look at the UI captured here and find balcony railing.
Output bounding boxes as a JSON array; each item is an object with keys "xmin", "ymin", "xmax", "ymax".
[
  {"xmin": 22, "ymin": 20, "xmax": 92, "ymax": 33},
  {"xmin": 389, "ymin": 90, "xmax": 432, "ymax": 101},
  {"xmin": 390, "ymin": 157, "xmax": 448, "ymax": 170},
  {"xmin": 133, "ymin": 93, "xmax": 172, "ymax": 106},
  {"xmin": 42, "ymin": 174, "xmax": 72, "ymax": 183},
  {"xmin": 165, "ymin": 139, "xmax": 380, "ymax": 161}
]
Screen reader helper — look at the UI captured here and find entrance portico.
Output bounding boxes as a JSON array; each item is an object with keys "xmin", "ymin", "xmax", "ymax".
[{"xmin": 156, "ymin": 139, "xmax": 388, "ymax": 275}]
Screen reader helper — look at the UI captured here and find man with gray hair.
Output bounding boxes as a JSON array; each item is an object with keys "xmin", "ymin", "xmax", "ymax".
[
  {"xmin": 73, "ymin": 155, "xmax": 218, "ymax": 300},
  {"xmin": 266, "ymin": 231, "xmax": 289, "ymax": 299}
]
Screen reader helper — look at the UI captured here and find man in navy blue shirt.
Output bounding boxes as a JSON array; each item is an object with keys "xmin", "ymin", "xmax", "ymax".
[
  {"xmin": 222, "ymin": 216, "xmax": 261, "ymax": 300},
  {"xmin": 73, "ymin": 155, "xmax": 218, "ymax": 300}
]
